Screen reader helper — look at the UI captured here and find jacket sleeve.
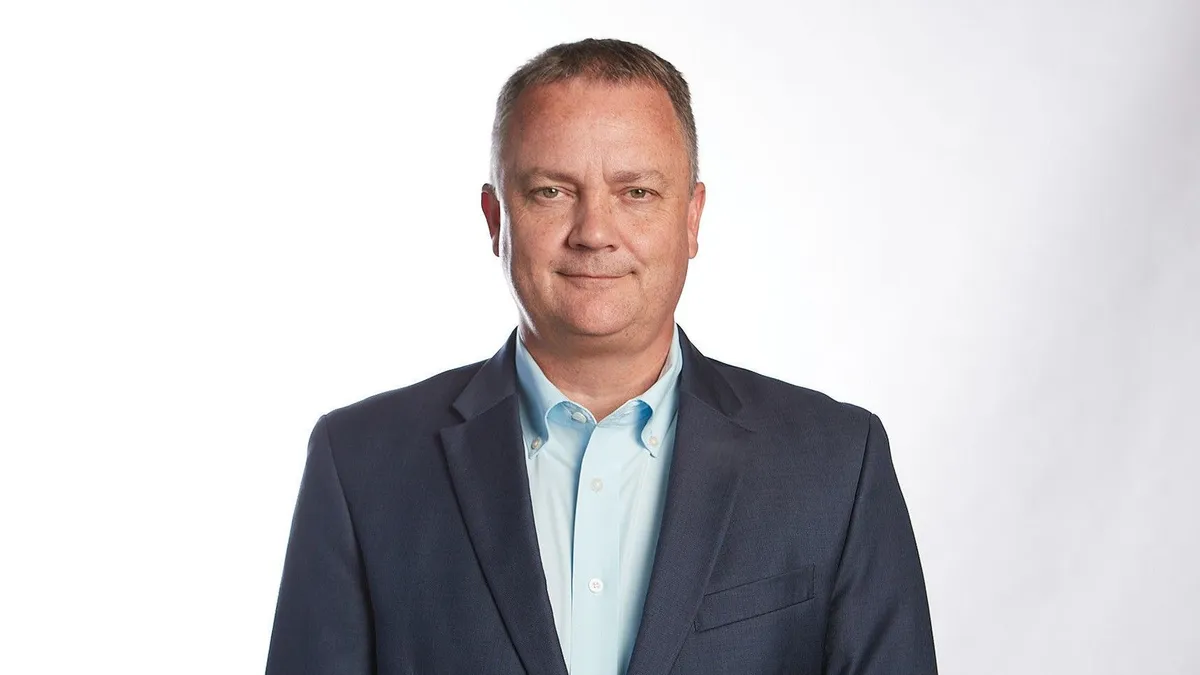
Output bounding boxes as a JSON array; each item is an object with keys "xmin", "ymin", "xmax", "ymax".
[
  {"xmin": 266, "ymin": 415, "xmax": 376, "ymax": 674},
  {"xmin": 823, "ymin": 413, "xmax": 937, "ymax": 674}
]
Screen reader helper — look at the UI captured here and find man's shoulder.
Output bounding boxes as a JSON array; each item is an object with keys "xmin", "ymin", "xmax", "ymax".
[
  {"xmin": 322, "ymin": 358, "xmax": 487, "ymax": 439},
  {"xmin": 317, "ymin": 344, "xmax": 877, "ymax": 446},
  {"xmin": 706, "ymin": 355, "xmax": 874, "ymax": 438}
]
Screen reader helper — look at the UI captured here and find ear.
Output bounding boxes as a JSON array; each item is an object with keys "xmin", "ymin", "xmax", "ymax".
[
  {"xmin": 481, "ymin": 183, "xmax": 502, "ymax": 257},
  {"xmin": 686, "ymin": 181, "xmax": 706, "ymax": 259}
]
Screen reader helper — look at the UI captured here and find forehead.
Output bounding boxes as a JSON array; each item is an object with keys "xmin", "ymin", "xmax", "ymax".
[{"xmin": 504, "ymin": 78, "xmax": 686, "ymax": 173}]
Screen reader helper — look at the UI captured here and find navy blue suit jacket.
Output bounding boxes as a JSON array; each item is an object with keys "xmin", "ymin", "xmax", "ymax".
[{"xmin": 266, "ymin": 327, "xmax": 936, "ymax": 674}]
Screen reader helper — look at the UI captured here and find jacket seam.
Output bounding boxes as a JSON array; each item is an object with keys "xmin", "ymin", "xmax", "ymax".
[
  {"xmin": 822, "ymin": 410, "xmax": 875, "ymax": 667},
  {"xmin": 320, "ymin": 413, "xmax": 379, "ymax": 657}
]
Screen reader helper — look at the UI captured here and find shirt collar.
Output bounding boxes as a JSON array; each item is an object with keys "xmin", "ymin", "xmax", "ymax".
[{"xmin": 514, "ymin": 324, "xmax": 683, "ymax": 459}]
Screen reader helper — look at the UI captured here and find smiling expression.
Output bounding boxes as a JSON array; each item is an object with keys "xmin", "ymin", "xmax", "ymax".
[{"xmin": 484, "ymin": 77, "xmax": 706, "ymax": 347}]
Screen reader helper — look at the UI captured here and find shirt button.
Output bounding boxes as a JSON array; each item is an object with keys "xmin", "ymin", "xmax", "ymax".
[
  {"xmin": 530, "ymin": 437, "xmax": 543, "ymax": 451},
  {"xmin": 588, "ymin": 578, "xmax": 604, "ymax": 594},
  {"xmin": 590, "ymin": 478, "xmax": 604, "ymax": 492},
  {"xmin": 648, "ymin": 435, "xmax": 660, "ymax": 447},
  {"xmin": 571, "ymin": 411, "xmax": 587, "ymax": 423}
]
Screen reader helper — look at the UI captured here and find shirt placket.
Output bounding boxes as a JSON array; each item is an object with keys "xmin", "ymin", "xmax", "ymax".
[{"xmin": 568, "ymin": 406, "xmax": 622, "ymax": 675}]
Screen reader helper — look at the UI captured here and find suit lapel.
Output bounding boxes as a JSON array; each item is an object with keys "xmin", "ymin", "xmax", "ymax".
[
  {"xmin": 625, "ymin": 328, "xmax": 755, "ymax": 675},
  {"xmin": 439, "ymin": 327, "xmax": 752, "ymax": 675},
  {"xmin": 440, "ymin": 331, "xmax": 568, "ymax": 675}
]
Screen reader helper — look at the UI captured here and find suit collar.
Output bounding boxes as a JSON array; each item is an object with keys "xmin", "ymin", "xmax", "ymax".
[{"xmin": 451, "ymin": 324, "xmax": 747, "ymax": 429}]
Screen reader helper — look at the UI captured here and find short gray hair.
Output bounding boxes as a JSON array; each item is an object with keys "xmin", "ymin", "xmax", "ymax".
[{"xmin": 490, "ymin": 38, "xmax": 699, "ymax": 191}]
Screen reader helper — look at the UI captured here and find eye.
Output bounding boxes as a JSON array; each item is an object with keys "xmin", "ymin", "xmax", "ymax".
[
  {"xmin": 535, "ymin": 187, "xmax": 560, "ymax": 199},
  {"xmin": 628, "ymin": 188, "xmax": 650, "ymax": 199}
]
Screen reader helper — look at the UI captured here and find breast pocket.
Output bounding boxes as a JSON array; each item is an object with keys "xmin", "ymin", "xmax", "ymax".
[{"xmin": 693, "ymin": 564, "xmax": 816, "ymax": 632}]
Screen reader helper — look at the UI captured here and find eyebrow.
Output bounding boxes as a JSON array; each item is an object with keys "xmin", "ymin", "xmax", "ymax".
[
  {"xmin": 518, "ymin": 167, "xmax": 578, "ymax": 185},
  {"xmin": 609, "ymin": 169, "xmax": 668, "ymax": 185}
]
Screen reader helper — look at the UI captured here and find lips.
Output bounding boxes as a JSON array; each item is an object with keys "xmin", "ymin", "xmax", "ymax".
[
  {"xmin": 559, "ymin": 269, "xmax": 630, "ymax": 278},
  {"xmin": 559, "ymin": 272, "xmax": 627, "ymax": 287}
]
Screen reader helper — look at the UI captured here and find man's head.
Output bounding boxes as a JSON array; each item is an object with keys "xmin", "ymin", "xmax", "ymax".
[{"xmin": 482, "ymin": 38, "xmax": 706, "ymax": 352}]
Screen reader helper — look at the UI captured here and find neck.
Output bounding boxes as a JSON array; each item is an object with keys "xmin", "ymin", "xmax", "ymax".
[{"xmin": 519, "ymin": 321, "xmax": 675, "ymax": 421}]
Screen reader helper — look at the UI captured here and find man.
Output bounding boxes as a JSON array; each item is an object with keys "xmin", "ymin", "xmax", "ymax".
[{"xmin": 266, "ymin": 38, "xmax": 936, "ymax": 674}]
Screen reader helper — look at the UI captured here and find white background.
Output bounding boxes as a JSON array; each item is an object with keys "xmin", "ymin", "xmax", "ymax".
[{"xmin": 2, "ymin": 1, "xmax": 1197, "ymax": 673}]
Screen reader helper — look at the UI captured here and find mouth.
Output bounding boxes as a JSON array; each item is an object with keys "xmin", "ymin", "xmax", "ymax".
[{"xmin": 559, "ymin": 272, "xmax": 628, "ymax": 286}]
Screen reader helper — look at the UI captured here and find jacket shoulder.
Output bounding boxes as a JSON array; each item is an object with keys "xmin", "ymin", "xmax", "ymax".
[
  {"xmin": 321, "ymin": 358, "xmax": 484, "ymax": 440},
  {"xmin": 707, "ymin": 357, "xmax": 875, "ymax": 439}
]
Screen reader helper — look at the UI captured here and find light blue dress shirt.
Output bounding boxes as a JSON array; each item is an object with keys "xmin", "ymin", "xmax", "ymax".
[{"xmin": 514, "ymin": 324, "xmax": 683, "ymax": 675}]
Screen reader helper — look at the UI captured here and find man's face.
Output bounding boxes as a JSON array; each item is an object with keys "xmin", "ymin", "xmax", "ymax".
[{"xmin": 483, "ymin": 77, "xmax": 705, "ymax": 347}]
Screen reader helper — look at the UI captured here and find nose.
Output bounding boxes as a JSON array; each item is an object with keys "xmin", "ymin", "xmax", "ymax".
[{"xmin": 566, "ymin": 191, "xmax": 619, "ymax": 251}]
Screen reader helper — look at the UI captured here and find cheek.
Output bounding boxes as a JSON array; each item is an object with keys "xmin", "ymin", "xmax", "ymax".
[
  {"xmin": 506, "ymin": 218, "xmax": 560, "ymax": 282},
  {"xmin": 632, "ymin": 223, "xmax": 691, "ymax": 272}
]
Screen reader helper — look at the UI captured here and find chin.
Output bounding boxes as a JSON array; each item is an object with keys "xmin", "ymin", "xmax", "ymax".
[{"xmin": 555, "ymin": 304, "xmax": 637, "ymax": 338}]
